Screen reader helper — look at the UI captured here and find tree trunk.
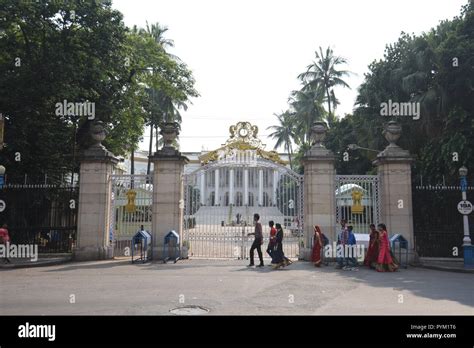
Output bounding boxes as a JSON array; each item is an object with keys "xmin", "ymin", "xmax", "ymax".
[
  {"xmin": 326, "ymin": 88, "xmax": 332, "ymax": 119},
  {"xmin": 146, "ymin": 123, "xmax": 153, "ymax": 175},
  {"xmin": 287, "ymin": 138, "xmax": 293, "ymax": 170}
]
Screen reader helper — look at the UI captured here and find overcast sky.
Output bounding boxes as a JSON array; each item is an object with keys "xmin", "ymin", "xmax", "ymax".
[{"xmin": 112, "ymin": 0, "xmax": 467, "ymax": 153}]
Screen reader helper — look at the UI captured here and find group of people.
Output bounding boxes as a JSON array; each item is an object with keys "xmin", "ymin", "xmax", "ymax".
[
  {"xmin": 247, "ymin": 213, "xmax": 292, "ymax": 270},
  {"xmin": 364, "ymin": 222, "xmax": 399, "ymax": 272},
  {"xmin": 311, "ymin": 219, "xmax": 399, "ymax": 272}
]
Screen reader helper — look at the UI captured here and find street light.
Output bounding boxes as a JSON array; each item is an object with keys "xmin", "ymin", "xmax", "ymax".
[
  {"xmin": 459, "ymin": 166, "xmax": 473, "ymax": 269},
  {"xmin": 0, "ymin": 165, "xmax": 5, "ymax": 189},
  {"xmin": 347, "ymin": 144, "xmax": 380, "ymax": 153},
  {"xmin": 458, "ymin": 166, "xmax": 471, "ymax": 247}
]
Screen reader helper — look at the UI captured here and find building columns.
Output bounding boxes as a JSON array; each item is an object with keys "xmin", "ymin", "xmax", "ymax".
[
  {"xmin": 244, "ymin": 169, "xmax": 249, "ymax": 205},
  {"xmin": 258, "ymin": 169, "xmax": 263, "ymax": 206},
  {"xmin": 214, "ymin": 168, "xmax": 219, "ymax": 206},
  {"xmin": 229, "ymin": 168, "xmax": 234, "ymax": 205},
  {"xmin": 200, "ymin": 171, "xmax": 206, "ymax": 205},
  {"xmin": 272, "ymin": 170, "xmax": 278, "ymax": 205}
]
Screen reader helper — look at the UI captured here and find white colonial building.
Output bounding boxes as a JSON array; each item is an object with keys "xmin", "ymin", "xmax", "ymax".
[{"xmin": 122, "ymin": 121, "xmax": 291, "ymax": 209}]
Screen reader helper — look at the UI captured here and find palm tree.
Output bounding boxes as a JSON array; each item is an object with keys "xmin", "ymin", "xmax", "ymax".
[
  {"xmin": 142, "ymin": 21, "xmax": 175, "ymax": 51},
  {"xmin": 298, "ymin": 46, "xmax": 351, "ymax": 120},
  {"xmin": 288, "ymin": 88, "xmax": 326, "ymax": 145},
  {"xmin": 267, "ymin": 111, "xmax": 297, "ymax": 169},
  {"xmin": 140, "ymin": 22, "xmax": 177, "ymax": 174}
]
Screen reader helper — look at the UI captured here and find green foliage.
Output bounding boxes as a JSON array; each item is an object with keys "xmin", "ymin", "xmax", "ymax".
[
  {"xmin": 270, "ymin": 46, "xmax": 350, "ymax": 172},
  {"xmin": 0, "ymin": 1, "xmax": 197, "ymax": 178},
  {"xmin": 352, "ymin": 1, "xmax": 474, "ymax": 183}
]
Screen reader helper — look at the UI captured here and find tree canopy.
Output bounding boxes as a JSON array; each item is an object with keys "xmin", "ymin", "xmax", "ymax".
[
  {"xmin": 0, "ymin": 0, "xmax": 198, "ymax": 180},
  {"xmin": 270, "ymin": 1, "xmax": 473, "ymax": 182}
]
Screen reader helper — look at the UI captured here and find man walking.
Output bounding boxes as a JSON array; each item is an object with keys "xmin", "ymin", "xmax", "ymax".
[
  {"xmin": 336, "ymin": 219, "xmax": 348, "ymax": 269},
  {"xmin": 247, "ymin": 213, "xmax": 264, "ymax": 267}
]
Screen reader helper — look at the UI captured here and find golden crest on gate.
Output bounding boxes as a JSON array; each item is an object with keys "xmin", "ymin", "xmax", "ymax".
[
  {"xmin": 125, "ymin": 189, "xmax": 137, "ymax": 213},
  {"xmin": 351, "ymin": 189, "xmax": 364, "ymax": 214}
]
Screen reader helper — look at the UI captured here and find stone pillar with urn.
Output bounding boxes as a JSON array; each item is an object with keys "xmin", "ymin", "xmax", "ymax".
[
  {"xmin": 301, "ymin": 121, "xmax": 336, "ymax": 260},
  {"xmin": 373, "ymin": 120, "xmax": 417, "ymax": 263},
  {"xmin": 149, "ymin": 122, "xmax": 188, "ymax": 259},
  {"xmin": 74, "ymin": 121, "xmax": 118, "ymax": 261}
]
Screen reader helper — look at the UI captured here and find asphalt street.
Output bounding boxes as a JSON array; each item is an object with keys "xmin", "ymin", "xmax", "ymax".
[{"xmin": 0, "ymin": 259, "xmax": 473, "ymax": 315}]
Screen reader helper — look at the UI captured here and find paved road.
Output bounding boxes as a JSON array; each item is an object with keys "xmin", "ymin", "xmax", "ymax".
[{"xmin": 0, "ymin": 259, "xmax": 473, "ymax": 315}]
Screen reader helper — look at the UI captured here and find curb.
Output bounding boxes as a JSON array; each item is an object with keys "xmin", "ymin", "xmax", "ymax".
[
  {"xmin": 412, "ymin": 264, "xmax": 474, "ymax": 274},
  {"xmin": 0, "ymin": 256, "xmax": 72, "ymax": 270}
]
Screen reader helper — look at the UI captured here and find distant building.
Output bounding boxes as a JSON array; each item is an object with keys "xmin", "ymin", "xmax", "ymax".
[{"xmin": 120, "ymin": 122, "xmax": 291, "ymax": 208}]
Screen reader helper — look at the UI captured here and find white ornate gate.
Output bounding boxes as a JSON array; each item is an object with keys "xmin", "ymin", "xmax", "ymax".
[
  {"xmin": 109, "ymin": 174, "xmax": 153, "ymax": 256},
  {"xmin": 183, "ymin": 121, "xmax": 303, "ymax": 259},
  {"xmin": 335, "ymin": 175, "xmax": 380, "ymax": 234}
]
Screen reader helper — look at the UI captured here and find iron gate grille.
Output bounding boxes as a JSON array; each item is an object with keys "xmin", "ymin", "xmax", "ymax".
[
  {"xmin": 110, "ymin": 174, "xmax": 153, "ymax": 256},
  {"xmin": 335, "ymin": 175, "xmax": 380, "ymax": 234},
  {"xmin": 183, "ymin": 159, "xmax": 304, "ymax": 259}
]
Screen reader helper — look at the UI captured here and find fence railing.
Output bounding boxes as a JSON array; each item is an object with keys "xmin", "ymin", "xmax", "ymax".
[
  {"xmin": 412, "ymin": 184, "xmax": 473, "ymax": 257},
  {"xmin": 0, "ymin": 178, "xmax": 79, "ymax": 253}
]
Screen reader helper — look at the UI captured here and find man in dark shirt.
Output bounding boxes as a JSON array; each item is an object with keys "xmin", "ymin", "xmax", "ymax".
[{"xmin": 247, "ymin": 213, "xmax": 264, "ymax": 267}]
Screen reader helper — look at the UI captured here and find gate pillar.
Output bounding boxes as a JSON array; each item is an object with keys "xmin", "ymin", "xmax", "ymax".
[
  {"xmin": 149, "ymin": 145, "xmax": 188, "ymax": 259},
  {"xmin": 373, "ymin": 121, "xmax": 417, "ymax": 263},
  {"xmin": 74, "ymin": 130, "xmax": 118, "ymax": 261},
  {"xmin": 301, "ymin": 122, "xmax": 336, "ymax": 261}
]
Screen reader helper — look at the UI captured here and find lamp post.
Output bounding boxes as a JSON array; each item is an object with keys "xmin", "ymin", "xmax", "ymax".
[
  {"xmin": 0, "ymin": 165, "xmax": 5, "ymax": 189},
  {"xmin": 459, "ymin": 166, "xmax": 473, "ymax": 269},
  {"xmin": 459, "ymin": 166, "xmax": 471, "ymax": 246}
]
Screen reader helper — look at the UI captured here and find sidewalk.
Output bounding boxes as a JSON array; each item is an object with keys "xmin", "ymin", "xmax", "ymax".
[
  {"xmin": 414, "ymin": 257, "xmax": 474, "ymax": 274},
  {"xmin": 0, "ymin": 254, "xmax": 72, "ymax": 269}
]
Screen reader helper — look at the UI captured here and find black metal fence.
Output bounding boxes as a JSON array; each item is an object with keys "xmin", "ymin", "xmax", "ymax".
[
  {"xmin": 413, "ymin": 184, "xmax": 474, "ymax": 258},
  {"xmin": 0, "ymin": 174, "xmax": 79, "ymax": 253}
]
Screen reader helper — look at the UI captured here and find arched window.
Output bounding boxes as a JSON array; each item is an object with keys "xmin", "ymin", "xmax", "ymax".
[
  {"xmin": 263, "ymin": 192, "xmax": 270, "ymax": 207},
  {"xmin": 263, "ymin": 169, "xmax": 269, "ymax": 188},
  {"xmin": 248, "ymin": 192, "xmax": 254, "ymax": 207},
  {"xmin": 236, "ymin": 169, "xmax": 243, "ymax": 187},
  {"xmin": 236, "ymin": 192, "xmax": 243, "ymax": 206}
]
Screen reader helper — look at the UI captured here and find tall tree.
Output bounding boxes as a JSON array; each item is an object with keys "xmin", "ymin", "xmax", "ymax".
[
  {"xmin": 298, "ymin": 46, "xmax": 351, "ymax": 119},
  {"xmin": 126, "ymin": 24, "xmax": 198, "ymax": 174},
  {"xmin": 0, "ymin": 0, "xmax": 145, "ymax": 180},
  {"xmin": 288, "ymin": 88, "xmax": 326, "ymax": 146},
  {"xmin": 267, "ymin": 111, "xmax": 296, "ymax": 169},
  {"xmin": 352, "ymin": 1, "xmax": 474, "ymax": 182}
]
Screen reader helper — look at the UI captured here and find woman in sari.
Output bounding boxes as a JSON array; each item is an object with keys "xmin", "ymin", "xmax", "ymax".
[
  {"xmin": 311, "ymin": 225, "xmax": 323, "ymax": 267},
  {"xmin": 266, "ymin": 221, "xmax": 277, "ymax": 263},
  {"xmin": 375, "ymin": 223, "xmax": 399, "ymax": 272},
  {"xmin": 363, "ymin": 224, "xmax": 379, "ymax": 269},
  {"xmin": 272, "ymin": 223, "xmax": 292, "ymax": 269}
]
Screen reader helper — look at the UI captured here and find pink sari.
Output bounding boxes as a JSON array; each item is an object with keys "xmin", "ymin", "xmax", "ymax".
[{"xmin": 376, "ymin": 230, "xmax": 398, "ymax": 272}]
